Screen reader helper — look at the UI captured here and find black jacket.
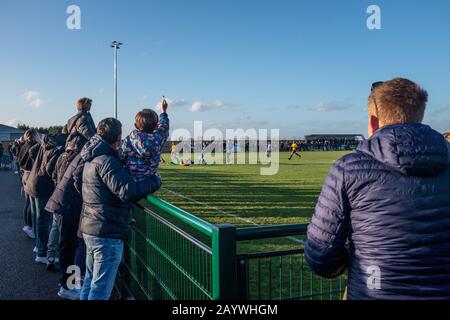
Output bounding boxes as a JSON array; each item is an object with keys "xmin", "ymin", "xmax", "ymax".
[
  {"xmin": 28, "ymin": 143, "xmax": 40, "ymax": 164},
  {"xmin": 46, "ymin": 154, "xmax": 84, "ymax": 220},
  {"xmin": 17, "ymin": 141, "xmax": 37, "ymax": 171},
  {"xmin": 65, "ymin": 111, "xmax": 96, "ymax": 153},
  {"xmin": 79, "ymin": 135, "xmax": 162, "ymax": 239},
  {"xmin": 25, "ymin": 134, "xmax": 66, "ymax": 199},
  {"xmin": 10, "ymin": 140, "xmax": 22, "ymax": 159}
]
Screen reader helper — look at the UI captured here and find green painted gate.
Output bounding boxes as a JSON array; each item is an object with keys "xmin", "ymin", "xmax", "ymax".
[{"xmin": 115, "ymin": 195, "xmax": 346, "ymax": 300}]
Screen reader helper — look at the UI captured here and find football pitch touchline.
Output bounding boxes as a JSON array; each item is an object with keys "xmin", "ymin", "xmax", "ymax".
[{"xmin": 160, "ymin": 187, "xmax": 305, "ymax": 245}]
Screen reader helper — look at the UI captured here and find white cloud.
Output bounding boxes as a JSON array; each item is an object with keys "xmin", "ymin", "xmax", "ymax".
[
  {"xmin": 154, "ymin": 98, "xmax": 190, "ymax": 111},
  {"xmin": 311, "ymin": 101, "xmax": 351, "ymax": 112},
  {"xmin": 137, "ymin": 95, "xmax": 149, "ymax": 101},
  {"xmin": 6, "ymin": 119, "xmax": 20, "ymax": 128},
  {"xmin": 190, "ymin": 100, "xmax": 235, "ymax": 113},
  {"xmin": 22, "ymin": 91, "xmax": 44, "ymax": 108}
]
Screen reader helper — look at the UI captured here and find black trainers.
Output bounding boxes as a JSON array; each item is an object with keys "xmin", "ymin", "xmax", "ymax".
[{"xmin": 46, "ymin": 257, "xmax": 57, "ymax": 271}]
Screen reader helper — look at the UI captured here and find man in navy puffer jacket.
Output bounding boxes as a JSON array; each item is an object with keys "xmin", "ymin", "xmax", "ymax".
[{"xmin": 305, "ymin": 78, "xmax": 450, "ymax": 300}]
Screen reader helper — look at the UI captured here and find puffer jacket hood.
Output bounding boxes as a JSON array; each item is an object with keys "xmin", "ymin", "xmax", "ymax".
[
  {"xmin": 42, "ymin": 133, "xmax": 67, "ymax": 151},
  {"xmin": 357, "ymin": 123, "xmax": 449, "ymax": 177},
  {"xmin": 45, "ymin": 153, "xmax": 84, "ymax": 219},
  {"xmin": 65, "ymin": 111, "xmax": 96, "ymax": 153},
  {"xmin": 81, "ymin": 134, "xmax": 117, "ymax": 163}
]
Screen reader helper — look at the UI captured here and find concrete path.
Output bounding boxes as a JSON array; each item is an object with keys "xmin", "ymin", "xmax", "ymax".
[{"xmin": 0, "ymin": 170, "xmax": 60, "ymax": 300}]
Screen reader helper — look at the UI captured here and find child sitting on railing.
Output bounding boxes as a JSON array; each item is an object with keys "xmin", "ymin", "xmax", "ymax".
[{"xmin": 120, "ymin": 98, "xmax": 170, "ymax": 181}]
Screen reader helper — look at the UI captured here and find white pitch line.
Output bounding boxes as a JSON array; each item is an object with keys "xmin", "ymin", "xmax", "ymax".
[{"xmin": 160, "ymin": 187, "xmax": 304, "ymax": 245}]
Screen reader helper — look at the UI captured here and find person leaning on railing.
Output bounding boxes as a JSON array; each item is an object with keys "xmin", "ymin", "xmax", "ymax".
[
  {"xmin": 304, "ymin": 78, "xmax": 450, "ymax": 300},
  {"xmin": 45, "ymin": 145, "xmax": 87, "ymax": 300},
  {"xmin": 78, "ymin": 118, "xmax": 162, "ymax": 300}
]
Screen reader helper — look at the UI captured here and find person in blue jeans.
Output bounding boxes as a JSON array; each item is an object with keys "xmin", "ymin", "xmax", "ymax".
[
  {"xmin": 46, "ymin": 152, "xmax": 89, "ymax": 300},
  {"xmin": 82, "ymin": 235, "xmax": 124, "ymax": 300},
  {"xmin": 79, "ymin": 118, "xmax": 162, "ymax": 300}
]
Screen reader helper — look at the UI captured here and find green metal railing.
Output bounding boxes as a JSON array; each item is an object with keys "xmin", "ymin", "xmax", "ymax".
[
  {"xmin": 116, "ymin": 195, "xmax": 346, "ymax": 300},
  {"xmin": 235, "ymin": 225, "xmax": 345, "ymax": 300}
]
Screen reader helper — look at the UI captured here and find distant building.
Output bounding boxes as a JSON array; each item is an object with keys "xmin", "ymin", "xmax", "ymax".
[
  {"xmin": 304, "ymin": 134, "xmax": 365, "ymax": 141},
  {"xmin": 0, "ymin": 124, "xmax": 24, "ymax": 142}
]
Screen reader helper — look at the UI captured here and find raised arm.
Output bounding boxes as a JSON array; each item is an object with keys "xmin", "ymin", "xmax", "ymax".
[{"xmin": 153, "ymin": 98, "xmax": 170, "ymax": 145}]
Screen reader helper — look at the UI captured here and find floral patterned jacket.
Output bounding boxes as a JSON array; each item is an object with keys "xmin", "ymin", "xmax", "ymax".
[{"xmin": 120, "ymin": 113, "xmax": 169, "ymax": 180}]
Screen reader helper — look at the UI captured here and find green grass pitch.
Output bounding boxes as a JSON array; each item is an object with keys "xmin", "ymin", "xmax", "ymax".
[{"xmin": 155, "ymin": 151, "xmax": 350, "ymax": 227}]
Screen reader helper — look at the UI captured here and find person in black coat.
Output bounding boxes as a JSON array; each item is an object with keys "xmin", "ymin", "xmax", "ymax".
[
  {"xmin": 46, "ymin": 153, "xmax": 86, "ymax": 300},
  {"xmin": 56, "ymin": 97, "xmax": 96, "ymax": 182},
  {"xmin": 305, "ymin": 78, "xmax": 450, "ymax": 300},
  {"xmin": 79, "ymin": 118, "xmax": 161, "ymax": 300},
  {"xmin": 25, "ymin": 133, "xmax": 66, "ymax": 263},
  {"xmin": 17, "ymin": 129, "xmax": 38, "ymax": 172}
]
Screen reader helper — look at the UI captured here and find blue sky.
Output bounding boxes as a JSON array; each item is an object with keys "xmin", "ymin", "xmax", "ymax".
[{"xmin": 1, "ymin": 0, "xmax": 449, "ymax": 138}]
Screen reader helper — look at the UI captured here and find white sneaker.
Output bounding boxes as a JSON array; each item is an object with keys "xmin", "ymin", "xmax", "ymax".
[
  {"xmin": 57, "ymin": 287, "xmax": 81, "ymax": 300},
  {"xmin": 47, "ymin": 257, "xmax": 60, "ymax": 263},
  {"xmin": 33, "ymin": 246, "xmax": 38, "ymax": 253},
  {"xmin": 22, "ymin": 226, "xmax": 35, "ymax": 239},
  {"xmin": 35, "ymin": 256, "xmax": 47, "ymax": 264}
]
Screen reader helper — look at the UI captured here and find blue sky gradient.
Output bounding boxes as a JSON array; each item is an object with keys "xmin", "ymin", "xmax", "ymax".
[{"xmin": 1, "ymin": 0, "xmax": 449, "ymax": 138}]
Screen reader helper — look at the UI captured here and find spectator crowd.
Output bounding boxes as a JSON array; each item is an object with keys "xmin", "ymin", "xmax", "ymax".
[
  {"xmin": 8, "ymin": 97, "xmax": 169, "ymax": 300},
  {"xmin": 4, "ymin": 77, "xmax": 450, "ymax": 300},
  {"xmin": 280, "ymin": 138, "xmax": 360, "ymax": 152}
]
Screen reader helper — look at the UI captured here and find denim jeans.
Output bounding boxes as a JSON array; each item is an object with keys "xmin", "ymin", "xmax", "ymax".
[
  {"xmin": 22, "ymin": 172, "xmax": 32, "ymax": 227},
  {"xmin": 29, "ymin": 197, "xmax": 52, "ymax": 257},
  {"xmin": 47, "ymin": 214, "xmax": 60, "ymax": 259},
  {"xmin": 75, "ymin": 237, "xmax": 86, "ymax": 276},
  {"xmin": 23, "ymin": 195, "xmax": 32, "ymax": 227},
  {"xmin": 81, "ymin": 234, "xmax": 123, "ymax": 300},
  {"xmin": 29, "ymin": 196, "xmax": 37, "ymax": 241}
]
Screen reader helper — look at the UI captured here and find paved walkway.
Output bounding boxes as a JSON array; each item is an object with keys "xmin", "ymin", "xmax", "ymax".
[{"xmin": 0, "ymin": 170, "xmax": 60, "ymax": 300}]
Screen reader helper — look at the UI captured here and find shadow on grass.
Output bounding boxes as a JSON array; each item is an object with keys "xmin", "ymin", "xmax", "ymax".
[{"xmin": 156, "ymin": 167, "xmax": 323, "ymax": 226}]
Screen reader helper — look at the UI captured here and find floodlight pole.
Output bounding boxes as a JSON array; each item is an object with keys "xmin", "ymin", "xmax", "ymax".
[{"xmin": 111, "ymin": 41, "xmax": 122, "ymax": 119}]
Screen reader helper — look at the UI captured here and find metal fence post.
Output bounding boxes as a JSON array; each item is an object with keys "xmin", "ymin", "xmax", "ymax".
[
  {"xmin": 236, "ymin": 257, "xmax": 248, "ymax": 300},
  {"xmin": 212, "ymin": 224, "xmax": 237, "ymax": 300}
]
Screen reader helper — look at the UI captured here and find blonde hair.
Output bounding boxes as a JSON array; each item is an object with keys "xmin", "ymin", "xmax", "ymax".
[{"xmin": 369, "ymin": 78, "xmax": 428, "ymax": 126}]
